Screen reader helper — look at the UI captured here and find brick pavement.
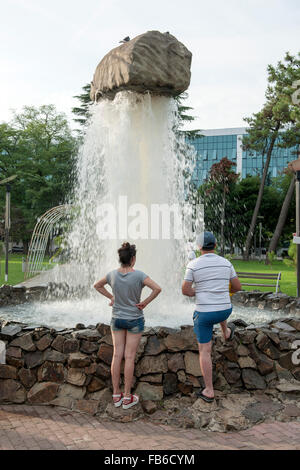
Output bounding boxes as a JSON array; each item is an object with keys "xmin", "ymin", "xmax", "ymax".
[{"xmin": 0, "ymin": 405, "xmax": 299, "ymax": 450}]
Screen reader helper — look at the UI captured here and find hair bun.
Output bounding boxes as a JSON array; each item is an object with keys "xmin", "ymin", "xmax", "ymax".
[{"xmin": 122, "ymin": 242, "xmax": 131, "ymax": 249}]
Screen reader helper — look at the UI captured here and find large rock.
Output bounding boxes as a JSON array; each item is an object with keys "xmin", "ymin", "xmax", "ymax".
[
  {"xmin": 97, "ymin": 344, "xmax": 113, "ymax": 365},
  {"xmin": 0, "ymin": 379, "xmax": 26, "ymax": 403},
  {"xmin": 24, "ymin": 350, "xmax": 44, "ymax": 369},
  {"xmin": 91, "ymin": 31, "xmax": 192, "ymax": 100},
  {"xmin": 43, "ymin": 349, "xmax": 67, "ymax": 363},
  {"xmin": 0, "ymin": 324, "xmax": 22, "ymax": 340},
  {"xmin": 105, "ymin": 401, "xmax": 143, "ymax": 422},
  {"xmin": 37, "ymin": 361, "xmax": 65, "ymax": 383},
  {"xmin": 248, "ymin": 344, "xmax": 274, "ymax": 376},
  {"xmin": 73, "ymin": 399, "xmax": 99, "ymax": 415},
  {"xmin": 184, "ymin": 351, "xmax": 202, "ymax": 377},
  {"xmin": 87, "ymin": 376, "xmax": 106, "ymax": 393},
  {"xmin": 57, "ymin": 383, "xmax": 86, "ymax": 400},
  {"xmin": 242, "ymin": 369, "xmax": 266, "ymax": 390},
  {"xmin": 135, "ymin": 382, "xmax": 163, "ymax": 401},
  {"xmin": 144, "ymin": 336, "xmax": 166, "ymax": 355},
  {"xmin": 51, "ymin": 335, "xmax": 65, "ymax": 352},
  {"xmin": 0, "ymin": 364, "xmax": 17, "ymax": 379},
  {"xmin": 167, "ymin": 353, "xmax": 185, "ymax": 372},
  {"xmin": 36, "ymin": 334, "xmax": 52, "ymax": 351},
  {"xmin": 163, "ymin": 373, "xmax": 178, "ymax": 395},
  {"xmin": 18, "ymin": 368, "xmax": 37, "ymax": 389},
  {"xmin": 135, "ymin": 354, "xmax": 168, "ymax": 377},
  {"xmin": 276, "ymin": 379, "xmax": 300, "ymax": 393},
  {"xmin": 68, "ymin": 352, "xmax": 91, "ymax": 368},
  {"xmin": 27, "ymin": 382, "xmax": 59, "ymax": 403},
  {"xmin": 6, "ymin": 346, "xmax": 22, "ymax": 359},
  {"xmin": 72, "ymin": 329, "xmax": 101, "ymax": 341},
  {"xmin": 164, "ymin": 327, "xmax": 198, "ymax": 352},
  {"xmin": 63, "ymin": 339, "xmax": 79, "ymax": 354},
  {"xmin": 80, "ymin": 340, "xmax": 99, "ymax": 354},
  {"xmin": 10, "ymin": 333, "xmax": 36, "ymax": 352},
  {"xmin": 95, "ymin": 362, "xmax": 111, "ymax": 379},
  {"xmin": 223, "ymin": 362, "xmax": 241, "ymax": 385},
  {"xmin": 67, "ymin": 368, "xmax": 86, "ymax": 387},
  {"xmin": 140, "ymin": 374, "xmax": 163, "ymax": 384}
]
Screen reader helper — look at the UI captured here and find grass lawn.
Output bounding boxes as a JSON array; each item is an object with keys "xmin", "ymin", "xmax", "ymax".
[
  {"xmin": 232, "ymin": 259, "xmax": 297, "ymax": 297},
  {"xmin": 0, "ymin": 253, "xmax": 53, "ymax": 286}
]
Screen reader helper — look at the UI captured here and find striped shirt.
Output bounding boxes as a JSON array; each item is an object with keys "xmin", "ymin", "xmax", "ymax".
[{"xmin": 184, "ymin": 253, "xmax": 237, "ymax": 312}]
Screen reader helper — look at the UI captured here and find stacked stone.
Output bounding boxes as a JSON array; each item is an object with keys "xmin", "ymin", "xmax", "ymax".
[
  {"xmin": 0, "ymin": 283, "xmax": 90, "ymax": 306},
  {"xmin": 233, "ymin": 291, "xmax": 300, "ymax": 316},
  {"xmin": 0, "ymin": 317, "xmax": 300, "ymax": 417}
]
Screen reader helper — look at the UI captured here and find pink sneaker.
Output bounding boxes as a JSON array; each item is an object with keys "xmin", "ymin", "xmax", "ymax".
[
  {"xmin": 112, "ymin": 393, "xmax": 123, "ymax": 407},
  {"xmin": 122, "ymin": 394, "xmax": 139, "ymax": 410}
]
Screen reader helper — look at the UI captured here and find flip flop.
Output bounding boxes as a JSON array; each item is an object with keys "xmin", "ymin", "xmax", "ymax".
[
  {"xmin": 227, "ymin": 322, "xmax": 236, "ymax": 341},
  {"xmin": 196, "ymin": 389, "xmax": 214, "ymax": 403}
]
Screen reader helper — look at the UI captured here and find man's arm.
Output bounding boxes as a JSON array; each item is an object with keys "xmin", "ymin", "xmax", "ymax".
[
  {"xmin": 230, "ymin": 277, "xmax": 242, "ymax": 293},
  {"xmin": 182, "ymin": 280, "xmax": 195, "ymax": 297}
]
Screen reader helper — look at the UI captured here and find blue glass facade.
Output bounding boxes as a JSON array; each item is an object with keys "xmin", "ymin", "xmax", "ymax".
[{"xmin": 189, "ymin": 128, "xmax": 298, "ymax": 188}]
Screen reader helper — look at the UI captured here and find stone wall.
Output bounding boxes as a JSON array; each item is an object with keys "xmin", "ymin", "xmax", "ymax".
[
  {"xmin": 0, "ymin": 283, "xmax": 87, "ymax": 306},
  {"xmin": 232, "ymin": 291, "xmax": 300, "ymax": 316},
  {"xmin": 1, "ymin": 316, "xmax": 300, "ymax": 417}
]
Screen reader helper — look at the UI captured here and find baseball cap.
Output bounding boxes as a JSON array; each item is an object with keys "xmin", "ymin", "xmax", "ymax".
[{"xmin": 196, "ymin": 231, "xmax": 216, "ymax": 250}]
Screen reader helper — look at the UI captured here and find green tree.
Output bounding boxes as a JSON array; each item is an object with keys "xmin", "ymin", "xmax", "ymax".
[
  {"xmin": 0, "ymin": 105, "xmax": 78, "ymax": 251},
  {"xmin": 198, "ymin": 158, "xmax": 239, "ymax": 255},
  {"xmin": 243, "ymin": 52, "xmax": 300, "ymax": 261},
  {"xmin": 72, "ymin": 83, "xmax": 93, "ymax": 127}
]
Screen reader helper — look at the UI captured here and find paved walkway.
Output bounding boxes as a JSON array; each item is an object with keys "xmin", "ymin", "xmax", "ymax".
[{"xmin": 0, "ymin": 405, "xmax": 299, "ymax": 450}]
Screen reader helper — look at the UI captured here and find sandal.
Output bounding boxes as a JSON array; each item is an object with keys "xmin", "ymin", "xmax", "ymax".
[
  {"xmin": 196, "ymin": 389, "xmax": 214, "ymax": 403},
  {"xmin": 122, "ymin": 394, "xmax": 139, "ymax": 410},
  {"xmin": 112, "ymin": 393, "xmax": 123, "ymax": 407}
]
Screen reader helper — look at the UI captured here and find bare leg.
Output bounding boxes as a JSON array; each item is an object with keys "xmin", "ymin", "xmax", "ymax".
[
  {"xmin": 220, "ymin": 320, "xmax": 231, "ymax": 340},
  {"xmin": 198, "ymin": 341, "xmax": 214, "ymax": 398},
  {"xmin": 123, "ymin": 331, "xmax": 142, "ymax": 400},
  {"xmin": 111, "ymin": 330, "xmax": 126, "ymax": 399}
]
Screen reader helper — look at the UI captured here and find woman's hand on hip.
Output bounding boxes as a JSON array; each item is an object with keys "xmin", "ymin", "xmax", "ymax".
[
  {"xmin": 136, "ymin": 301, "xmax": 147, "ymax": 310},
  {"xmin": 109, "ymin": 297, "xmax": 114, "ymax": 307}
]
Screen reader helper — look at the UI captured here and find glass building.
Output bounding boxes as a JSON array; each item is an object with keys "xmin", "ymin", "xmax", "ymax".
[{"xmin": 189, "ymin": 127, "xmax": 299, "ymax": 188}]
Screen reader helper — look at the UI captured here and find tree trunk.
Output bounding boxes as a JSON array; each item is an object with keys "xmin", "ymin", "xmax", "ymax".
[
  {"xmin": 268, "ymin": 174, "xmax": 295, "ymax": 254},
  {"xmin": 243, "ymin": 124, "xmax": 280, "ymax": 261}
]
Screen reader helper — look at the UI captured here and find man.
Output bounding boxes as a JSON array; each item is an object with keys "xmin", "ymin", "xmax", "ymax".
[{"xmin": 182, "ymin": 231, "xmax": 242, "ymax": 402}]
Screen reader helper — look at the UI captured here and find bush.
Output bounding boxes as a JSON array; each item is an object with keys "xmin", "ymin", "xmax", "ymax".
[
  {"xmin": 267, "ymin": 250, "xmax": 276, "ymax": 266},
  {"xmin": 283, "ymin": 240, "xmax": 297, "ymax": 269}
]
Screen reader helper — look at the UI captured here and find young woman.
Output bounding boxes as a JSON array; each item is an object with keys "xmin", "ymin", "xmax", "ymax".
[{"xmin": 94, "ymin": 242, "xmax": 162, "ymax": 409}]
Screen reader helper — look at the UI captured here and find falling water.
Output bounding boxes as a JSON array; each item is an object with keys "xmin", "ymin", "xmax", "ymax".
[
  {"xmin": 65, "ymin": 91, "xmax": 196, "ymax": 289},
  {"xmin": 27, "ymin": 91, "xmax": 200, "ymax": 327}
]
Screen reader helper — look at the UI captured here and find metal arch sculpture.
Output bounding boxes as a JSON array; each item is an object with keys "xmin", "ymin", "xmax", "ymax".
[{"xmin": 24, "ymin": 205, "xmax": 72, "ymax": 279}]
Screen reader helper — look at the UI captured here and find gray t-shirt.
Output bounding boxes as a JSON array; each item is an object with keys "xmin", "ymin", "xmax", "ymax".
[{"xmin": 106, "ymin": 269, "xmax": 148, "ymax": 319}]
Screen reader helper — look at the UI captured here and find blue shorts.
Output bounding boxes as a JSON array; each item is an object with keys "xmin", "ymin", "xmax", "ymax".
[
  {"xmin": 110, "ymin": 317, "xmax": 145, "ymax": 334},
  {"xmin": 193, "ymin": 307, "xmax": 232, "ymax": 344}
]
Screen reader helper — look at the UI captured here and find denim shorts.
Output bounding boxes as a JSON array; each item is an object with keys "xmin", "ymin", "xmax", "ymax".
[
  {"xmin": 193, "ymin": 307, "xmax": 232, "ymax": 344},
  {"xmin": 110, "ymin": 316, "xmax": 145, "ymax": 334}
]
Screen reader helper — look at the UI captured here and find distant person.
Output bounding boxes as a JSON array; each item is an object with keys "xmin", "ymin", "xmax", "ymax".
[
  {"xmin": 182, "ymin": 231, "xmax": 241, "ymax": 402},
  {"xmin": 94, "ymin": 242, "xmax": 161, "ymax": 409}
]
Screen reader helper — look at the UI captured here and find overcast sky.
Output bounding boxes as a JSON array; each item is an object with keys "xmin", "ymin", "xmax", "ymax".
[{"xmin": 1, "ymin": 0, "xmax": 300, "ymax": 131}]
